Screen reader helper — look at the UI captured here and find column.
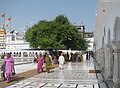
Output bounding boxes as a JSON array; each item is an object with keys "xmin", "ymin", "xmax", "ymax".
[
  {"xmin": 101, "ymin": 48, "xmax": 105, "ymax": 70},
  {"xmin": 112, "ymin": 42, "xmax": 120, "ymax": 88},
  {"xmin": 104, "ymin": 45, "xmax": 109, "ymax": 79},
  {"xmin": 107, "ymin": 44, "xmax": 114, "ymax": 80}
]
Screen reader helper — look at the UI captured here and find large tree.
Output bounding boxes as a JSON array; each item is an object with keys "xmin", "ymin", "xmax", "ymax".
[{"xmin": 25, "ymin": 15, "xmax": 88, "ymax": 50}]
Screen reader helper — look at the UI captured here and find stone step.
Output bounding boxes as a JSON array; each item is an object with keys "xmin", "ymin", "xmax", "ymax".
[
  {"xmin": 99, "ymin": 83, "xmax": 107, "ymax": 88},
  {"xmin": 97, "ymin": 73, "xmax": 103, "ymax": 80}
]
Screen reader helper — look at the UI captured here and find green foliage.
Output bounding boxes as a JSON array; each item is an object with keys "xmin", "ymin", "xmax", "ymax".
[{"xmin": 25, "ymin": 15, "xmax": 88, "ymax": 50}]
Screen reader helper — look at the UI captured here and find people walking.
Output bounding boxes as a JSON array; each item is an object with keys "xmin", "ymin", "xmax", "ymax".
[
  {"xmin": 58, "ymin": 52, "xmax": 65, "ymax": 69},
  {"xmin": 53, "ymin": 55, "xmax": 57, "ymax": 64},
  {"xmin": 5, "ymin": 53, "xmax": 14, "ymax": 83},
  {"xmin": 80, "ymin": 54, "xmax": 84, "ymax": 62},
  {"xmin": 83, "ymin": 53, "xmax": 86, "ymax": 61},
  {"xmin": 45, "ymin": 53, "xmax": 52, "ymax": 73},
  {"xmin": 9, "ymin": 52, "xmax": 16, "ymax": 76},
  {"xmin": 49, "ymin": 53, "xmax": 53, "ymax": 65},
  {"xmin": 0, "ymin": 53, "xmax": 5, "ymax": 81},
  {"xmin": 34, "ymin": 53, "xmax": 38, "ymax": 63},
  {"xmin": 37, "ymin": 54, "xmax": 43, "ymax": 73}
]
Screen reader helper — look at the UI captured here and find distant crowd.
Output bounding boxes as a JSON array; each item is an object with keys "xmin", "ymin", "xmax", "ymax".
[
  {"xmin": 34, "ymin": 51, "xmax": 94, "ymax": 73},
  {"xmin": 0, "ymin": 51, "xmax": 94, "ymax": 83}
]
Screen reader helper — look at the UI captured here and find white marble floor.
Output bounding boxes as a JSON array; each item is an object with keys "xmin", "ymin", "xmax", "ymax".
[
  {"xmin": 7, "ymin": 60, "xmax": 107, "ymax": 88},
  {"xmin": 14, "ymin": 63, "xmax": 37, "ymax": 74}
]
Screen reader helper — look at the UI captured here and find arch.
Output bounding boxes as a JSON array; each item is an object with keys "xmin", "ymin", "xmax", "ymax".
[
  {"xmin": 16, "ymin": 52, "xmax": 19, "ymax": 57},
  {"xmin": 29, "ymin": 52, "xmax": 32, "ymax": 57},
  {"xmin": 19, "ymin": 52, "xmax": 21, "ymax": 57},
  {"xmin": 23, "ymin": 52, "xmax": 28, "ymax": 57},
  {"xmin": 13, "ymin": 52, "xmax": 16, "ymax": 57},
  {"xmin": 114, "ymin": 17, "xmax": 120, "ymax": 41}
]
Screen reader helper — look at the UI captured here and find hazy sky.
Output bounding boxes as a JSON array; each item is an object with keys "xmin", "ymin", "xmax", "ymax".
[{"xmin": 0, "ymin": 0, "xmax": 97, "ymax": 32}]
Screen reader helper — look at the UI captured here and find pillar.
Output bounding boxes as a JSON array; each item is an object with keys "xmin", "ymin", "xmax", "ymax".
[{"xmin": 112, "ymin": 42, "xmax": 120, "ymax": 88}]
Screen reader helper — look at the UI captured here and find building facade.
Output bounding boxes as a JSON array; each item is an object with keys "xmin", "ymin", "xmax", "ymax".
[
  {"xmin": 76, "ymin": 24, "xmax": 94, "ymax": 51},
  {"xmin": 0, "ymin": 28, "xmax": 6, "ymax": 49},
  {"xmin": 6, "ymin": 31, "xmax": 30, "ymax": 50},
  {"xmin": 75, "ymin": 24, "xmax": 85, "ymax": 38},
  {"xmin": 84, "ymin": 32, "xmax": 94, "ymax": 51},
  {"xmin": 94, "ymin": 0, "xmax": 120, "ymax": 88}
]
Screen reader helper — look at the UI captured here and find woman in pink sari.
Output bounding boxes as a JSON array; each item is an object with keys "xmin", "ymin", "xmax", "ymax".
[
  {"xmin": 37, "ymin": 54, "xmax": 43, "ymax": 73},
  {"xmin": 5, "ymin": 53, "xmax": 14, "ymax": 83}
]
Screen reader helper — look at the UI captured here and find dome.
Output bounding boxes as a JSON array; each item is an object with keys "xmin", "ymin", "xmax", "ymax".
[{"xmin": 0, "ymin": 28, "xmax": 6, "ymax": 34}]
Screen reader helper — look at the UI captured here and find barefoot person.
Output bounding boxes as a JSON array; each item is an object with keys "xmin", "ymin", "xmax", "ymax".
[
  {"xmin": 58, "ymin": 52, "xmax": 65, "ymax": 69},
  {"xmin": 0, "ymin": 53, "xmax": 5, "ymax": 81},
  {"xmin": 37, "ymin": 54, "xmax": 43, "ymax": 73},
  {"xmin": 45, "ymin": 53, "xmax": 52, "ymax": 73},
  {"xmin": 5, "ymin": 53, "xmax": 14, "ymax": 83},
  {"xmin": 9, "ymin": 52, "xmax": 16, "ymax": 76}
]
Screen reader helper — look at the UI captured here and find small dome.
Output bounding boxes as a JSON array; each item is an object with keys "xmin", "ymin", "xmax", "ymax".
[{"xmin": 0, "ymin": 28, "xmax": 6, "ymax": 34}]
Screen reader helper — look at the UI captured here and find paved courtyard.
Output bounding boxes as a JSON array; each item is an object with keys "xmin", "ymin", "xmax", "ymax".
[
  {"xmin": 14, "ymin": 63, "xmax": 37, "ymax": 74},
  {"xmin": 7, "ymin": 60, "xmax": 107, "ymax": 88}
]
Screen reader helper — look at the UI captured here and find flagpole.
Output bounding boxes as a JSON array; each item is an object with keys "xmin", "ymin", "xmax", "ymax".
[
  {"xmin": 3, "ymin": 12, "xmax": 6, "ymax": 29},
  {"xmin": 10, "ymin": 16, "xmax": 12, "ymax": 31}
]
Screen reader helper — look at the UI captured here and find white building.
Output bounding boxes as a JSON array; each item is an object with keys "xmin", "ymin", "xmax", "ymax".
[
  {"xmin": 85, "ymin": 38, "xmax": 94, "ymax": 51},
  {"xmin": 0, "ymin": 28, "xmax": 6, "ymax": 49},
  {"xmin": 6, "ymin": 30, "xmax": 30, "ymax": 50},
  {"xmin": 75, "ymin": 24, "xmax": 85, "ymax": 38},
  {"xmin": 84, "ymin": 32, "xmax": 94, "ymax": 51},
  {"xmin": 76, "ymin": 24, "xmax": 94, "ymax": 51},
  {"xmin": 94, "ymin": 0, "xmax": 120, "ymax": 88}
]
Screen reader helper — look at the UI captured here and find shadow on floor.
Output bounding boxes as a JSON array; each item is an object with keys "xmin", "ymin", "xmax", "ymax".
[{"xmin": 0, "ymin": 76, "xmax": 25, "ymax": 88}]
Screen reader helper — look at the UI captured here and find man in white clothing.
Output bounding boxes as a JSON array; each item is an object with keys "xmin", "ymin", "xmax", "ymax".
[{"xmin": 58, "ymin": 53, "xmax": 65, "ymax": 69}]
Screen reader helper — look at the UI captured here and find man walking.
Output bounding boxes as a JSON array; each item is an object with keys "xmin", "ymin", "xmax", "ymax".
[{"xmin": 58, "ymin": 52, "xmax": 65, "ymax": 69}]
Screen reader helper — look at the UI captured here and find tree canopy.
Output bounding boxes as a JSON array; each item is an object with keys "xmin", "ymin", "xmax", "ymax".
[{"xmin": 25, "ymin": 15, "xmax": 88, "ymax": 50}]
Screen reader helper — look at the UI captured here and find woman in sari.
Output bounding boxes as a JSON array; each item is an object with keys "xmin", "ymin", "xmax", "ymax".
[
  {"xmin": 0, "ymin": 54, "xmax": 5, "ymax": 81},
  {"xmin": 37, "ymin": 54, "xmax": 43, "ymax": 73},
  {"xmin": 45, "ymin": 53, "xmax": 52, "ymax": 73},
  {"xmin": 5, "ymin": 53, "xmax": 14, "ymax": 83},
  {"xmin": 80, "ymin": 54, "xmax": 84, "ymax": 62}
]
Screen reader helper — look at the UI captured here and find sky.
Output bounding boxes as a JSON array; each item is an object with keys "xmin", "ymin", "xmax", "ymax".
[{"xmin": 0, "ymin": 0, "xmax": 97, "ymax": 32}]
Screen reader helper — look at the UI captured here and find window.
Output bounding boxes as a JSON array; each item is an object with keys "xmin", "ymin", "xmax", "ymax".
[
  {"xmin": 12, "ymin": 35, "xmax": 15, "ymax": 41},
  {"xmin": 103, "ymin": 10, "xmax": 105, "ymax": 12},
  {"xmin": 23, "ymin": 52, "xmax": 28, "ymax": 57}
]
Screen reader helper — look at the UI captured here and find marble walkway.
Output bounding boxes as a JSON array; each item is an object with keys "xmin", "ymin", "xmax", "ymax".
[{"xmin": 7, "ymin": 60, "xmax": 107, "ymax": 88}]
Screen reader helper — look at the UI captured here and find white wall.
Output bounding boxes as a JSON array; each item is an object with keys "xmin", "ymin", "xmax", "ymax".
[
  {"xmin": 6, "ymin": 32, "xmax": 30, "ymax": 50},
  {"xmin": 94, "ymin": 0, "xmax": 120, "ymax": 50},
  {"xmin": 85, "ymin": 37, "xmax": 94, "ymax": 51}
]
